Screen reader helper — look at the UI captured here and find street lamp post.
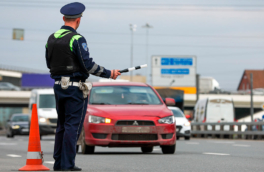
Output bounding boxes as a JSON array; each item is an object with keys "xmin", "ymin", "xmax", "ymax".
[
  {"xmin": 142, "ymin": 23, "xmax": 153, "ymax": 84},
  {"xmin": 130, "ymin": 24, "xmax": 137, "ymax": 81}
]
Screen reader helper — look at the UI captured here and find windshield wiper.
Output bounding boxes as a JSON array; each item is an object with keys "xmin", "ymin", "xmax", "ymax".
[
  {"xmin": 91, "ymin": 103, "xmax": 111, "ymax": 105},
  {"xmin": 127, "ymin": 102, "xmax": 149, "ymax": 105}
]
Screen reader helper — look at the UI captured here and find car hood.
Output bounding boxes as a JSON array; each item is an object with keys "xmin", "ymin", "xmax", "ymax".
[
  {"xmin": 11, "ymin": 121, "xmax": 29, "ymax": 126},
  {"xmin": 175, "ymin": 117, "xmax": 188, "ymax": 125},
  {"xmin": 37, "ymin": 108, "xmax": 57, "ymax": 118},
  {"xmin": 88, "ymin": 105, "xmax": 172, "ymax": 118}
]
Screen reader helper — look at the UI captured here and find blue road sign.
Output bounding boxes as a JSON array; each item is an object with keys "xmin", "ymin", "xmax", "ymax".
[
  {"xmin": 161, "ymin": 69, "xmax": 190, "ymax": 75},
  {"xmin": 161, "ymin": 58, "xmax": 193, "ymax": 66}
]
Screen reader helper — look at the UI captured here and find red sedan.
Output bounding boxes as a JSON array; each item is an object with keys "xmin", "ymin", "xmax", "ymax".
[{"xmin": 79, "ymin": 82, "xmax": 176, "ymax": 154}]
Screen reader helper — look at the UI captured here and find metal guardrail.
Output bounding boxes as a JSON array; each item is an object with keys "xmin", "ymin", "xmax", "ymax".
[{"xmin": 191, "ymin": 122, "xmax": 264, "ymax": 140}]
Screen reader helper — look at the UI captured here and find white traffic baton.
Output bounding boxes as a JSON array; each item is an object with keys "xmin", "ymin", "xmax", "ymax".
[{"xmin": 119, "ymin": 64, "xmax": 148, "ymax": 73}]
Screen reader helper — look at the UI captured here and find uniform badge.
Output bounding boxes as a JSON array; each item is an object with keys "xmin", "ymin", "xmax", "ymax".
[{"xmin": 82, "ymin": 43, "xmax": 88, "ymax": 51}]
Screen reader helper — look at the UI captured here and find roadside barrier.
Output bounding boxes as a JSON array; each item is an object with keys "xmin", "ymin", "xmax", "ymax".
[
  {"xmin": 191, "ymin": 122, "xmax": 264, "ymax": 140},
  {"xmin": 19, "ymin": 104, "xmax": 50, "ymax": 171}
]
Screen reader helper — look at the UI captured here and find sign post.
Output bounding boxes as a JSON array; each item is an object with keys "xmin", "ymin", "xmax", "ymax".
[{"xmin": 151, "ymin": 55, "xmax": 197, "ymax": 94}]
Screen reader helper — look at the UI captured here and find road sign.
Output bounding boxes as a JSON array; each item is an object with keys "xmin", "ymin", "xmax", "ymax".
[
  {"xmin": 152, "ymin": 55, "xmax": 196, "ymax": 89},
  {"xmin": 13, "ymin": 28, "xmax": 24, "ymax": 40}
]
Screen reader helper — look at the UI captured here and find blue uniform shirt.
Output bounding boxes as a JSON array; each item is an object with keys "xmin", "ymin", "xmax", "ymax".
[{"xmin": 45, "ymin": 25, "xmax": 111, "ymax": 80}]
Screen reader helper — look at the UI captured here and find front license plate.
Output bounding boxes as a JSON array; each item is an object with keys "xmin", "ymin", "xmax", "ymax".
[
  {"xmin": 22, "ymin": 128, "xmax": 29, "ymax": 132},
  {"xmin": 122, "ymin": 127, "xmax": 150, "ymax": 133}
]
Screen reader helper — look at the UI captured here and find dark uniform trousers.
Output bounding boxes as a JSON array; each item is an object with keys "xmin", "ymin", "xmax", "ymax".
[{"xmin": 53, "ymin": 84, "xmax": 88, "ymax": 170}]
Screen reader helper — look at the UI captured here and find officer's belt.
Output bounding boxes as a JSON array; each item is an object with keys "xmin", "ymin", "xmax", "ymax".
[{"xmin": 55, "ymin": 81, "xmax": 80, "ymax": 87}]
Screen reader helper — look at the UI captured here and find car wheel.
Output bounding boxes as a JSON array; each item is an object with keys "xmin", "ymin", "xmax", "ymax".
[
  {"xmin": 176, "ymin": 136, "xmax": 180, "ymax": 140},
  {"xmin": 141, "ymin": 147, "xmax": 153, "ymax": 153},
  {"xmin": 161, "ymin": 144, "xmax": 176, "ymax": 154},
  {"xmin": 185, "ymin": 136, "xmax": 190, "ymax": 140},
  {"xmin": 81, "ymin": 128, "xmax": 95, "ymax": 154}
]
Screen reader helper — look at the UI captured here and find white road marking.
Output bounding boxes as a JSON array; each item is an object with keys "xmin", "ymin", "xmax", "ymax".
[
  {"xmin": 209, "ymin": 141, "xmax": 235, "ymax": 144},
  {"xmin": 233, "ymin": 144, "xmax": 250, "ymax": 147},
  {"xmin": 0, "ymin": 143, "xmax": 17, "ymax": 145},
  {"xmin": 153, "ymin": 148, "xmax": 161, "ymax": 151},
  {"xmin": 44, "ymin": 161, "xmax": 54, "ymax": 164},
  {"xmin": 7, "ymin": 154, "xmax": 22, "ymax": 158},
  {"xmin": 186, "ymin": 142, "xmax": 199, "ymax": 145},
  {"xmin": 203, "ymin": 152, "xmax": 230, "ymax": 156}
]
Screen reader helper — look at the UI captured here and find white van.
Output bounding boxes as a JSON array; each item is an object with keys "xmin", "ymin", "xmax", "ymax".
[
  {"xmin": 29, "ymin": 89, "xmax": 57, "ymax": 137},
  {"xmin": 193, "ymin": 97, "xmax": 235, "ymax": 129}
]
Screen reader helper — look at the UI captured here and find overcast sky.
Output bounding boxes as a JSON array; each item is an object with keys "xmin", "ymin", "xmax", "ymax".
[{"xmin": 0, "ymin": 0, "xmax": 264, "ymax": 90}]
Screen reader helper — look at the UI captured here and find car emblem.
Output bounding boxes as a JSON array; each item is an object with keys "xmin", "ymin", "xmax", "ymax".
[{"xmin": 133, "ymin": 121, "xmax": 139, "ymax": 125}]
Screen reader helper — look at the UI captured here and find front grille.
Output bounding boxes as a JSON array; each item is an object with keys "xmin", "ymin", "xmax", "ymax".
[
  {"xmin": 176, "ymin": 126, "xmax": 182, "ymax": 132},
  {"xmin": 92, "ymin": 133, "xmax": 108, "ymax": 139},
  {"xmin": 116, "ymin": 120, "xmax": 155, "ymax": 126},
  {"xmin": 112, "ymin": 134, "xmax": 158, "ymax": 141},
  {"xmin": 49, "ymin": 118, "xmax": 57, "ymax": 124},
  {"xmin": 161, "ymin": 134, "xmax": 173, "ymax": 139}
]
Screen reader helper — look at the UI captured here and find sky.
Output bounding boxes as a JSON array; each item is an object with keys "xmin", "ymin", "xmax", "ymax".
[{"xmin": 0, "ymin": 0, "xmax": 264, "ymax": 90}]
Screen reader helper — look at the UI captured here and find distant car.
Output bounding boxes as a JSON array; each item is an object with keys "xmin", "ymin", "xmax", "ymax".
[
  {"xmin": 0, "ymin": 82, "xmax": 20, "ymax": 91},
  {"xmin": 168, "ymin": 107, "xmax": 191, "ymax": 140},
  {"xmin": 78, "ymin": 82, "xmax": 176, "ymax": 154},
  {"xmin": 6, "ymin": 114, "xmax": 29, "ymax": 138}
]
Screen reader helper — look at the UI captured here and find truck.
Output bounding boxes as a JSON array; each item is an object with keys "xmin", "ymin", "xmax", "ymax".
[
  {"xmin": 199, "ymin": 77, "xmax": 220, "ymax": 93},
  {"xmin": 193, "ymin": 97, "xmax": 235, "ymax": 130},
  {"xmin": 29, "ymin": 89, "xmax": 57, "ymax": 138}
]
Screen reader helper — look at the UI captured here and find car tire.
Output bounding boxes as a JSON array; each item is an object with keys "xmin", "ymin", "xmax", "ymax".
[
  {"xmin": 81, "ymin": 129, "xmax": 95, "ymax": 154},
  {"xmin": 161, "ymin": 144, "xmax": 176, "ymax": 154},
  {"xmin": 176, "ymin": 136, "xmax": 180, "ymax": 140},
  {"xmin": 141, "ymin": 147, "xmax": 153, "ymax": 153},
  {"xmin": 184, "ymin": 136, "xmax": 190, "ymax": 140}
]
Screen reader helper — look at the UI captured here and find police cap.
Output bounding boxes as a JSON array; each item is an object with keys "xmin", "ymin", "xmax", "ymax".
[{"xmin": 60, "ymin": 2, "xmax": 85, "ymax": 19}]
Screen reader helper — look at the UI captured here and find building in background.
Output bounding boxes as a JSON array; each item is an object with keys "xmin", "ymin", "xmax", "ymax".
[{"xmin": 237, "ymin": 70, "xmax": 264, "ymax": 91}]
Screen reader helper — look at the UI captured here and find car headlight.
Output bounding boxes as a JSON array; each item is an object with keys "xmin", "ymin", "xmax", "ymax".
[
  {"xmin": 12, "ymin": 125, "xmax": 20, "ymax": 129},
  {"xmin": 184, "ymin": 122, "xmax": 191, "ymax": 126},
  {"xmin": 39, "ymin": 117, "xmax": 47, "ymax": 123},
  {"xmin": 158, "ymin": 116, "xmax": 175, "ymax": 124},
  {"xmin": 88, "ymin": 115, "xmax": 111, "ymax": 124}
]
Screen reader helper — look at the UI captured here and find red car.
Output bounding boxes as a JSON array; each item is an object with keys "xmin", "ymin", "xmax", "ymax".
[{"xmin": 78, "ymin": 82, "xmax": 176, "ymax": 154}]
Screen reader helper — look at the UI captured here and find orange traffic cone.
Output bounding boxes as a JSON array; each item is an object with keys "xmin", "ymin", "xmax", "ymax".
[{"xmin": 19, "ymin": 104, "xmax": 50, "ymax": 171}]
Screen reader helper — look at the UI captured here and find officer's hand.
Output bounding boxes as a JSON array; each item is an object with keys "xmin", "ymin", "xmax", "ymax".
[{"xmin": 111, "ymin": 70, "xmax": 121, "ymax": 80}]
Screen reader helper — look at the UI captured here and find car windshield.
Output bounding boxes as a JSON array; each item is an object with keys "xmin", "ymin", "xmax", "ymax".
[
  {"xmin": 171, "ymin": 109, "xmax": 185, "ymax": 118},
  {"xmin": 39, "ymin": 94, "xmax": 56, "ymax": 108},
  {"xmin": 12, "ymin": 115, "xmax": 28, "ymax": 122},
  {"xmin": 89, "ymin": 86, "xmax": 162, "ymax": 105}
]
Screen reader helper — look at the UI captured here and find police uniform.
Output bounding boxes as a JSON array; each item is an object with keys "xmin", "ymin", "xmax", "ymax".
[{"xmin": 45, "ymin": 2, "xmax": 111, "ymax": 171}]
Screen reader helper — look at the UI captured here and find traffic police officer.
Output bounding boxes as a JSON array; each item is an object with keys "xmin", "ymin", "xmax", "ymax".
[{"xmin": 45, "ymin": 2, "xmax": 121, "ymax": 171}]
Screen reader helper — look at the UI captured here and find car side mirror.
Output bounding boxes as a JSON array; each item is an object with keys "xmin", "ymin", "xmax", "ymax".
[
  {"xmin": 165, "ymin": 98, "xmax": 175, "ymax": 106},
  {"xmin": 185, "ymin": 115, "xmax": 191, "ymax": 119}
]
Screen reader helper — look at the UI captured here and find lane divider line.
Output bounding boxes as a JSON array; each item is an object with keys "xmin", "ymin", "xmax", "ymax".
[
  {"xmin": 233, "ymin": 144, "xmax": 250, "ymax": 147},
  {"xmin": 203, "ymin": 152, "xmax": 230, "ymax": 156},
  {"xmin": 7, "ymin": 154, "xmax": 22, "ymax": 158},
  {"xmin": 208, "ymin": 141, "xmax": 235, "ymax": 144},
  {"xmin": 44, "ymin": 161, "xmax": 55, "ymax": 164},
  {"xmin": 0, "ymin": 143, "xmax": 17, "ymax": 145}
]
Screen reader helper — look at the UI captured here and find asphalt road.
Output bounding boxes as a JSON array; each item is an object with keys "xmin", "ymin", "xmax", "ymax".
[{"xmin": 0, "ymin": 135, "xmax": 263, "ymax": 172}]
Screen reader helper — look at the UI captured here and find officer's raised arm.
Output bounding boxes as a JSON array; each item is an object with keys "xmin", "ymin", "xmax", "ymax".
[{"xmin": 71, "ymin": 36, "xmax": 121, "ymax": 80}]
